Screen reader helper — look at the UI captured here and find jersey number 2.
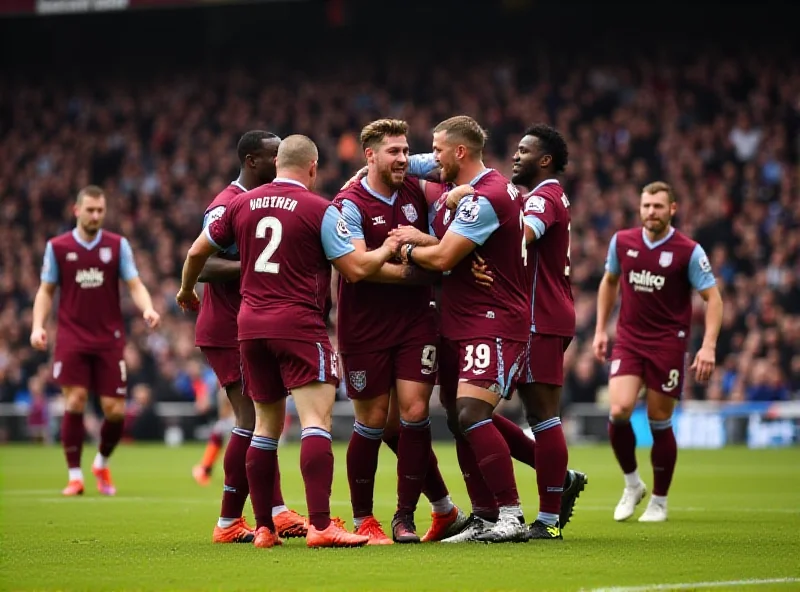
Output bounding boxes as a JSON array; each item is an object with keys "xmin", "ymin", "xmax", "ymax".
[{"xmin": 254, "ymin": 216, "xmax": 283, "ymax": 274}]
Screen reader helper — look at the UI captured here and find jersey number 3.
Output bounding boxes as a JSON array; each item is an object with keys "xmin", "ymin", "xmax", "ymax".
[{"xmin": 254, "ymin": 216, "xmax": 283, "ymax": 274}]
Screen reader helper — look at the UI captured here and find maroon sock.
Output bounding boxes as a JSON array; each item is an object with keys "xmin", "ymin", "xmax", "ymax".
[
  {"xmin": 650, "ymin": 419, "xmax": 677, "ymax": 496},
  {"xmin": 98, "ymin": 418, "xmax": 124, "ymax": 459},
  {"xmin": 61, "ymin": 411, "xmax": 85, "ymax": 470},
  {"xmin": 455, "ymin": 434, "xmax": 498, "ymax": 520},
  {"xmin": 272, "ymin": 455, "xmax": 285, "ymax": 508},
  {"xmin": 220, "ymin": 428, "xmax": 251, "ymax": 520},
  {"xmin": 384, "ymin": 432, "xmax": 449, "ymax": 504},
  {"xmin": 210, "ymin": 431, "xmax": 224, "ymax": 449},
  {"xmin": 608, "ymin": 418, "xmax": 638, "ymax": 474},
  {"xmin": 397, "ymin": 419, "xmax": 432, "ymax": 514},
  {"xmin": 244, "ymin": 436, "xmax": 278, "ymax": 530},
  {"xmin": 347, "ymin": 423, "xmax": 382, "ymax": 519},
  {"xmin": 493, "ymin": 414, "xmax": 536, "ymax": 468},
  {"xmin": 300, "ymin": 429, "xmax": 334, "ymax": 531},
  {"xmin": 531, "ymin": 417, "xmax": 568, "ymax": 516},
  {"xmin": 464, "ymin": 420, "xmax": 519, "ymax": 508}
]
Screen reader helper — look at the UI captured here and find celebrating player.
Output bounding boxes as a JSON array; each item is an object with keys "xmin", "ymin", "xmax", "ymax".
[
  {"xmin": 177, "ymin": 135, "xmax": 398, "ymax": 548},
  {"xmin": 398, "ymin": 116, "xmax": 530, "ymax": 543},
  {"xmin": 31, "ymin": 185, "xmax": 161, "ymax": 496},
  {"xmin": 593, "ymin": 181, "xmax": 723, "ymax": 522},
  {"xmin": 334, "ymin": 119, "xmax": 466, "ymax": 544},
  {"xmin": 191, "ymin": 130, "xmax": 307, "ymax": 543}
]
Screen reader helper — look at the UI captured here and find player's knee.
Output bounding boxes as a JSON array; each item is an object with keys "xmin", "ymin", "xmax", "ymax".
[
  {"xmin": 399, "ymin": 398, "xmax": 430, "ymax": 424},
  {"xmin": 100, "ymin": 397, "xmax": 125, "ymax": 421},
  {"xmin": 353, "ymin": 397, "xmax": 389, "ymax": 429},
  {"xmin": 64, "ymin": 388, "xmax": 88, "ymax": 412},
  {"xmin": 233, "ymin": 398, "xmax": 256, "ymax": 431},
  {"xmin": 444, "ymin": 406, "xmax": 461, "ymax": 437},
  {"xmin": 456, "ymin": 398, "xmax": 493, "ymax": 433},
  {"xmin": 609, "ymin": 402, "xmax": 634, "ymax": 421}
]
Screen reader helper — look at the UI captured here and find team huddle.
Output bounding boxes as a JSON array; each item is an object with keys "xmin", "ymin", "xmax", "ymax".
[{"xmin": 32, "ymin": 114, "xmax": 723, "ymax": 549}]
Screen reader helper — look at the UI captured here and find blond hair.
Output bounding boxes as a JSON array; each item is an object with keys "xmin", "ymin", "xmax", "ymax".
[
  {"xmin": 360, "ymin": 119, "xmax": 409, "ymax": 151},
  {"xmin": 433, "ymin": 115, "xmax": 487, "ymax": 155},
  {"xmin": 76, "ymin": 185, "xmax": 105, "ymax": 205},
  {"xmin": 276, "ymin": 135, "xmax": 318, "ymax": 170},
  {"xmin": 642, "ymin": 181, "xmax": 676, "ymax": 203}
]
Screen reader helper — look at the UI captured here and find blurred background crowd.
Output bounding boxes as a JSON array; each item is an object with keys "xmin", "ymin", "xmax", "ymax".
[{"xmin": 0, "ymin": 2, "xmax": 798, "ymax": 442}]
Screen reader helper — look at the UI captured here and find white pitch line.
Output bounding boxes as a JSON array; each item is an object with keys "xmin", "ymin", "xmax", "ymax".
[{"xmin": 587, "ymin": 578, "xmax": 800, "ymax": 592}]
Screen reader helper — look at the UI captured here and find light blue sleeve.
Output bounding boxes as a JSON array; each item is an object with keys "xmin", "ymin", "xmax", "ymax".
[
  {"xmin": 119, "ymin": 238, "xmax": 140, "ymax": 281},
  {"xmin": 40, "ymin": 241, "xmax": 59, "ymax": 284},
  {"xmin": 321, "ymin": 205, "xmax": 357, "ymax": 261},
  {"xmin": 447, "ymin": 196, "xmax": 500, "ymax": 246},
  {"xmin": 688, "ymin": 244, "xmax": 717, "ymax": 291},
  {"xmin": 202, "ymin": 206, "xmax": 237, "ymax": 255},
  {"xmin": 407, "ymin": 153, "xmax": 438, "ymax": 178},
  {"xmin": 340, "ymin": 199, "xmax": 365, "ymax": 240},
  {"xmin": 523, "ymin": 215, "xmax": 546, "ymax": 240},
  {"xmin": 605, "ymin": 233, "xmax": 621, "ymax": 275}
]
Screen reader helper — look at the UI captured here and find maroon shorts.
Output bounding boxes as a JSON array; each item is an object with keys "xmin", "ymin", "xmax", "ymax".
[
  {"xmin": 340, "ymin": 341, "xmax": 438, "ymax": 400},
  {"xmin": 240, "ymin": 338, "xmax": 339, "ymax": 404},
  {"xmin": 200, "ymin": 346, "xmax": 241, "ymax": 388},
  {"xmin": 519, "ymin": 334, "xmax": 572, "ymax": 387},
  {"xmin": 53, "ymin": 347, "xmax": 126, "ymax": 398},
  {"xmin": 609, "ymin": 343, "xmax": 688, "ymax": 399},
  {"xmin": 438, "ymin": 337, "xmax": 526, "ymax": 407}
]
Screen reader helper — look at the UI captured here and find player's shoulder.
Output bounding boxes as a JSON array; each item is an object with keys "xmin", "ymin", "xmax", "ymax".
[
  {"xmin": 206, "ymin": 183, "xmax": 244, "ymax": 212},
  {"xmin": 400, "ymin": 176, "xmax": 424, "ymax": 197},
  {"xmin": 671, "ymin": 229, "xmax": 698, "ymax": 250},
  {"xmin": 475, "ymin": 169, "xmax": 512, "ymax": 194},
  {"xmin": 49, "ymin": 230, "xmax": 75, "ymax": 246},
  {"xmin": 615, "ymin": 227, "xmax": 641, "ymax": 243},
  {"xmin": 333, "ymin": 182, "xmax": 368, "ymax": 207},
  {"xmin": 100, "ymin": 230, "xmax": 124, "ymax": 244}
]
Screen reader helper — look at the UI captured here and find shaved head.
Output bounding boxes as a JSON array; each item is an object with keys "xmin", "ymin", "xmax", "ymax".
[{"xmin": 276, "ymin": 135, "xmax": 318, "ymax": 171}]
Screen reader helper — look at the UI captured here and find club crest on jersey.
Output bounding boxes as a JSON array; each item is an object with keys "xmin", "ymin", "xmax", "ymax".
[
  {"xmin": 659, "ymin": 252, "xmax": 673, "ymax": 267},
  {"xmin": 53, "ymin": 361, "xmax": 62, "ymax": 379},
  {"xmin": 610, "ymin": 360, "xmax": 620, "ymax": 375},
  {"xmin": 99, "ymin": 247, "xmax": 112, "ymax": 264},
  {"xmin": 401, "ymin": 203, "xmax": 418, "ymax": 223},
  {"xmin": 349, "ymin": 371, "xmax": 367, "ymax": 392}
]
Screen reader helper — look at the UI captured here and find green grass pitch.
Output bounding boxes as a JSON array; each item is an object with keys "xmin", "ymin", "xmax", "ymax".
[{"xmin": 1, "ymin": 443, "xmax": 799, "ymax": 591}]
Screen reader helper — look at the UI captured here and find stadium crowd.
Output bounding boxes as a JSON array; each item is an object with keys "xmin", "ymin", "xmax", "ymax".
[{"xmin": 1, "ymin": 43, "xmax": 798, "ymax": 425}]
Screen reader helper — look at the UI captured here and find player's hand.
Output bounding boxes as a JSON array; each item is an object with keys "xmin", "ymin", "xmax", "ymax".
[
  {"xmin": 690, "ymin": 345, "xmax": 716, "ymax": 383},
  {"xmin": 30, "ymin": 327, "xmax": 48, "ymax": 351},
  {"xmin": 471, "ymin": 253, "xmax": 493, "ymax": 288},
  {"xmin": 143, "ymin": 308, "xmax": 161, "ymax": 329},
  {"xmin": 382, "ymin": 234, "xmax": 401, "ymax": 256},
  {"xmin": 340, "ymin": 166, "xmax": 368, "ymax": 190},
  {"xmin": 176, "ymin": 288, "xmax": 200, "ymax": 313},
  {"xmin": 592, "ymin": 331, "xmax": 608, "ymax": 362},
  {"xmin": 390, "ymin": 225, "xmax": 428, "ymax": 246},
  {"xmin": 444, "ymin": 184, "xmax": 475, "ymax": 211}
]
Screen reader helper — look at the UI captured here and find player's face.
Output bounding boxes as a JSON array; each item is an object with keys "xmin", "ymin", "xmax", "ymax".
[
  {"xmin": 511, "ymin": 135, "xmax": 545, "ymax": 186},
  {"xmin": 371, "ymin": 135, "xmax": 409, "ymax": 190},
  {"xmin": 75, "ymin": 195, "xmax": 106, "ymax": 236},
  {"xmin": 252, "ymin": 138, "xmax": 280, "ymax": 185},
  {"xmin": 640, "ymin": 191, "xmax": 675, "ymax": 234},
  {"xmin": 433, "ymin": 131, "xmax": 459, "ymax": 183}
]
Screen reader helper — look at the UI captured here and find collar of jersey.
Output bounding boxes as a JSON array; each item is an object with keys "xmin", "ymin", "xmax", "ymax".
[
  {"xmin": 642, "ymin": 226, "xmax": 675, "ymax": 250},
  {"xmin": 360, "ymin": 178, "xmax": 397, "ymax": 205},
  {"xmin": 466, "ymin": 168, "xmax": 494, "ymax": 187},
  {"xmin": 527, "ymin": 178, "xmax": 560, "ymax": 195},
  {"xmin": 230, "ymin": 180, "xmax": 247, "ymax": 192},
  {"xmin": 273, "ymin": 177, "xmax": 307, "ymax": 189},
  {"xmin": 72, "ymin": 228, "xmax": 103, "ymax": 250}
]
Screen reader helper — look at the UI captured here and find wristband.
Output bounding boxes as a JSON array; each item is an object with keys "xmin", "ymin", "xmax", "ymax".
[{"xmin": 405, "ymin": 244, "xmax": 416, "ymax": 265}]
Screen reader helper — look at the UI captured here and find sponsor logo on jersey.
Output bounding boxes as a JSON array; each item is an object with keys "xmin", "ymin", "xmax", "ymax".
[
  {"xmin": 525, "ymin": 195, "xmax": 546, "ymax": 214},
  {"xmin": 75, "ymin": 267, "xmax": 104, "ymax": 289},
  {"xmin": 626, "ymin": 249, "xmax": 639, "ymax": 258},
  {"xmin": 628, "ymin": 270, "xmax": 666, "ymax": 292},
  {"xmin": 372, "ymin": 215, "xmax": 386, "ymax": 225}
]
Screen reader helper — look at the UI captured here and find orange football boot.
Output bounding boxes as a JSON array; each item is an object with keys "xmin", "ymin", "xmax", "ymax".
[
  {"xmin": 253, "ymin": 526, "xmax": 282, "ymax": 549},
  {"xmin": 307, "ymin": 520, "xmax": 369, "ymax": 548},
  {"xmin": 421, "ymin": 506, "xmax": 469, "ymax": 542},
  {"xmin": 192, "ymin": 464, "xmax": 211, "ymax": 486},
  {"xmin": 273, "ymin": 509, "xmax": 308, "ymax": 538},
  {"xmin": 61, "ymin": 480, "xmax": 84, "ymax": 496},
  {"xmin": 354, "ymin": 516, "xmax": 393, "ymax": 545},
  {"xmin": 91, "ymin": 466, "xmax": 116, "ymax": 496},
  {"xmin": 213, "ymin": 516, "xmax": 255, "ymax": 543}
]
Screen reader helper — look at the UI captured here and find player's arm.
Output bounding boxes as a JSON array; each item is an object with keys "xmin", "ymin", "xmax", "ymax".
[
  {"xmin": 401, "ymin": 195, "xmax": 498, "ymax": 272},
  {"xmin": 366, "ymin": 263, "xmax": 440, "ymax": 286},
  {"xmin": 177, "ymin": 217, "xmax": 232, "ymax": 311},
  {"xmin": 689, "ymin": 245, "xmax": 723, "ymax": 382},
  {"xmin": 30, "ymin": 241, "xmax": 59, "ymax": 350},
  {"xmin": 522, "ymin": 194, "xmax": 558, "ymax": 245},
  {"xmin": 593, "ymin": 234, "xmax": 621, "ymax": 361},
  {"xmin": 120, "ymin": 238, "xmax": 160, "ymax": 328},
  {"xmin": 198, "ymin": 258, "xmax": 240, "ymax": 283}
]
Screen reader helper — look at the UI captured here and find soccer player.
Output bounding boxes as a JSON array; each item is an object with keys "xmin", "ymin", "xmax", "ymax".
[
  {"xmin": 398, "ymin": 116, "xmax": 530, "ymax": 543},
  {"xmin": 334, "ymin": 119, "xmax": 466, "ymax": 544},
  {"xmin": 30, "ymin": 185, "xmax": 161, "ymax": 496},
  {"xmin": 177, "ymin": 134, "xmax": 394, "ymax": 549},
  {"xmin": 191, "ymin": 130, "xmax": 307, "ymax": 543},
  {"xmin": 593, "ymin": 181, "xmax": 722, "ymax": 522}
]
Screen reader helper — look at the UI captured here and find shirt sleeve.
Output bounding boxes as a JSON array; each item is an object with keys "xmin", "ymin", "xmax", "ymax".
[
  {"xmin": 339, "ymin": 199, "xmax": 365, "ymax": 240},
  {"xmin": 447, "ymin": 195, "xmax": 500, "ymax": 246},
  {"xmin": 407, "ymin": 153, "xmax": 438, "ymax": 178},
  {"xmin": 205, "ymin": 206, "xmax": 235, "ymax": 251},
  {"xmin": 321, "ymin": 205, "xmax": 357, "ymax": 260},
  {"xmin": 523, "ymin": 193, "xmax": 556, "ymax": 240},
  {"xmin": 605, "ymin": 233, "xmax": 621, "ymax": 275},
  {"xmin": 119, "ymin": 238, "xmax": 140, "ymax": 281},
  {"xmin": 688, "ymin": 244, "xmax": 717, "ymax": 291},
  {"xmin": 40, "ymin": 241, "xmax": 59, "ymax": 284}
]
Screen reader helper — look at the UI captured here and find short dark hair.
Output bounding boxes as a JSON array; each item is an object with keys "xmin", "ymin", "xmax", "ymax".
[
  {"xmin": 360, "ymin": 119, "xmax": 409, "ymax": 151},
  {"xmin": 523, "ymin": 124, "xmax": 569, "ymax": 174},
  {"xmin": 642, "ymin": 181, "xmax": 676, "ymax": 203},
  {"xmin": 237, "ymin": 130, "xmax": 280, "ymax": 165}
]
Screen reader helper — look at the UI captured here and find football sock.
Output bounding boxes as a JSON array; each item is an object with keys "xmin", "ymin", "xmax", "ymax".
[
  {"xmin": 493, "ymin": 414, "xmax": 536, "ymax": 468},
  {"xmin": 463, "ymin": 419, "xmax": 520, "ymax": 508},
  {"xmin": 272, "ymin": 454, "xmax": 285, "ymax": 508},
  {"xmin": 245, "ymin": 435, "xmax": 278, "ymax": 531},
  {"xmin": 396, "ymin": 418, "xmax": 432, "ymax": 515},
  {"xmin": 430, "ymin": 495, "xmax": 455, "ymax": 515},
  {"xmin": 300, "ymin": 427, "xmax": 334, "ymax": 531},
  {"xmin": 624, "ymin": 469, "xmax": 642, "ymax": 489},
  {"xmin": 531, "ymin": 417, "xmax": 568, "ymax": 517},
  {"xmin": 220, "ymin": 427, "xmax": 251, "ymax": 520},
  {"xmin": 383, "ymin": 432, "xmax": 450, "ymax": 506},
  {"xmin": 347, "ymin": 422, "xmax": 382, "ymax": 520},
  {"xmin": 455, "ymin": 434, "xmax": 498, "ymax": 521},
  {"xmin": 62, "ymin": 411, "xmax": 84, "ymax": 476},
  {"xmin": 650, "ymin": 418, "xmax": 677, "ymax": 496},
  {"xmin": 608, "ymin": 417, "xmax": 638, "ymax": 475},
  {"xmin": 537, "ymin": 511, "xmax": 559, "ymax": 526},
  {"xmin": 97, "ymin": 418, "xmax": 124, "ymax": 460}
]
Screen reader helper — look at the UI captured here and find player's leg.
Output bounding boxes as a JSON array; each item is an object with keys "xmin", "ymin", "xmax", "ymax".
[
  {"xmin": 341, "ymin": 349, "xmax": 393, "ymax": 544},
  {"xmin": 607, "ymin": 348, "xmax": 647, "ymax": 521},
  {"xmin": 637, "ymin": 353, "xmax": 683, "ymax": 523},
  {"xmin": 278, "ymin": 340, "xmax": 368, "ymax": 548},
  {"xmin": 91, "ymin": 348, "xmax": 127, "ymax": 496},
  {"xmin": 193, "ymin": 388, "xmax": 231, "ymax": 485},
  {"xmin": 53, "ymin": 348, "xmax": 91, "ymax": 495}
]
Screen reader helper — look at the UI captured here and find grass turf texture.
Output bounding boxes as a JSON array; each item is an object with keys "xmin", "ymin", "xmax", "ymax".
[{"xmin": 1, "ymin": 444, "xmax": 799, "ymax": 591}]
